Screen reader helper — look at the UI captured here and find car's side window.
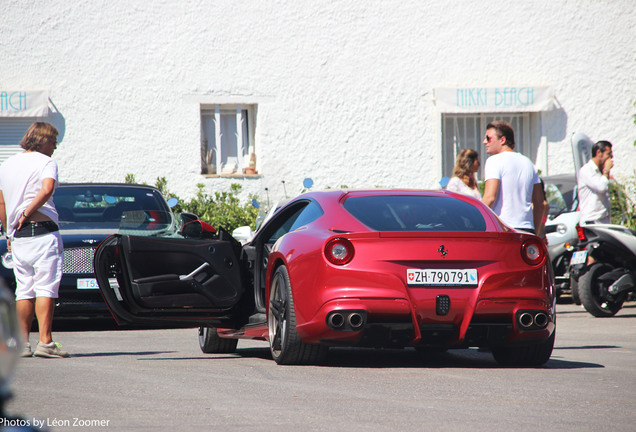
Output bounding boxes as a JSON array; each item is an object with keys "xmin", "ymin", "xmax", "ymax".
[{"xmin": 267, "ymin": 201, "xmax": 323, "ymax": 243}]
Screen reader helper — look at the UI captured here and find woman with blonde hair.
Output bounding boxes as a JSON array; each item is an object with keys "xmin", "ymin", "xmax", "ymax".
[{"xmin": 445, "ymin": 148, "xmax": 481, "ymax": 199}]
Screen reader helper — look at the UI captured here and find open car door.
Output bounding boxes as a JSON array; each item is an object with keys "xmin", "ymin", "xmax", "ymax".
[{"xmin": 93, "ymin": 233, "xmax": 245, "ymax": 328}]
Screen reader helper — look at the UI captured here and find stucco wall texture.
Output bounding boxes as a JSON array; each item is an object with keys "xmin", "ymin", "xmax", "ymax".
[{"xmin": 2, "ymin": 1, "xmax": 635, "ymax": 202}]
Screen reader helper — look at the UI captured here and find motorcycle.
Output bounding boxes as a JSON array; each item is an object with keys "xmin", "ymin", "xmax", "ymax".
[{"xmin": 569, "ymin": 223, "xmax": 636, "ymax": 317}]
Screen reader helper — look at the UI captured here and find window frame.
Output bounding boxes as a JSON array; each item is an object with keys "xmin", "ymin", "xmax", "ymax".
[{"xmin": 200, "ymin": 103, "xmax": 257, "ymax": 177}]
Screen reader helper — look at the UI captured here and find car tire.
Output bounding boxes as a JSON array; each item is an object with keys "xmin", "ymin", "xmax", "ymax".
[
  {"xmin": 491, "ymin": 331, "xmax": 555, "ymax": 367},
  {"xmin": 267, "ymin": 265, "xmax": 327, "ymax": 365},
  {"xmin": 570, "ymin": 275, "xmax": 581, "ymax": 305},
  {"xmin": 198, "ymin": 327, "xmax": 238, "ymax": 354},
  {"xmin": 579, "ymin": 263, "xmax": 624, "ymax": 317}
]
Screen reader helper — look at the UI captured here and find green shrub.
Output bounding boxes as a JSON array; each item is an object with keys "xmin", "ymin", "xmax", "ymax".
[
  {"xmin": 178, "ymin": 183, "xmax": 259, "ymax": 232},
  {"xmin": 125, "ymin": 175, "xmax": 259, "ymax": 232}
]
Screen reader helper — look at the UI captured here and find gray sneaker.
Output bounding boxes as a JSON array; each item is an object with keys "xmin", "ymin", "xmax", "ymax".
[
  {"xmin": 34, "ymin": 341, "xmax": 70, "ymax": 358},
  {"xmin": 21, "ymin": 342, "xmax": 33, "ymax": 358}
]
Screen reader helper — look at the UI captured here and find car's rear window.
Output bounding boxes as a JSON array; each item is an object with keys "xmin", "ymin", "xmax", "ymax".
[{"xmin": 343, "ymin": 195, "xmax": 486, "ymax": 232}]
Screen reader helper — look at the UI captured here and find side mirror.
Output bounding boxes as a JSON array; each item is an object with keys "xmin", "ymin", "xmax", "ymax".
[
  {"xmin": 232, "ymin": 226, "xmax": 253, "ymax": 244},
  {"xmin": 181, "ymin": 220, "xmax": 217, "ymax": 239},
  {"xmin": 179, "ymin": 213, "xmax": 198, "ymax": 226}
]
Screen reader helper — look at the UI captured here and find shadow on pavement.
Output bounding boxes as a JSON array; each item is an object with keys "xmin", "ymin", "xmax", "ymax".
[{"xmin": 151, "ymin": 346, "xmax": 604, "ymax": 370}]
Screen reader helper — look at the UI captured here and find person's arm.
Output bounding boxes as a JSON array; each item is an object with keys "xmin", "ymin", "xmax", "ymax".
[
  {"xmin": 532, "ymin": 183, "xmax": 545, "ymax": 235},
  {"xmin": 482, "ymin": 178, "xmax": 499, "ymax": 208},
  {"xmin": 579, "ymin": 164, "xmax": 609, "ymax": 194},
  {"xmin": 0, "ymin": 190, "xmax": 10, "ymax": 252},
  {"xmin": 19, "ymin": 177, "xmax": 56, "ymax": 229}
]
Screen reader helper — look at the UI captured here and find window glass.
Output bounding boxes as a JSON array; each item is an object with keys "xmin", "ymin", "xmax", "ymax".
[
  {"xmin": 268, "ymin": 201, "xmax": 323, "ymax": 243},
  {"xmin": 343, "ymin": 195, "xmax": 486, "ymax": 232},
  {"xmin": 53, "ymin": 186, "xmax": 173, "ymax": 232},
  {"xmin": 201, "ymin": 106, "xmax": 254, "ymax": 176}
]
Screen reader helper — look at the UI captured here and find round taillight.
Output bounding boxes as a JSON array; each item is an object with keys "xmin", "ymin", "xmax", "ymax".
[
  {"xmin": 324, "ymin": 238, "xmax": 354, "ymax": 265},
  {"xmin": 521, "ymin": 239, "xmax": 545, "ymax": 266}
]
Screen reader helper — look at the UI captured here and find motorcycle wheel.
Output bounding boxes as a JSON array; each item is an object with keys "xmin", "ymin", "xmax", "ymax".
[
  {"xmin": 570, "ymin": 275, "xmax": 581, "ymax": 305},
  {"xmin": 579, "ymin": 263, "xmax": 624, "ymax": 317}
]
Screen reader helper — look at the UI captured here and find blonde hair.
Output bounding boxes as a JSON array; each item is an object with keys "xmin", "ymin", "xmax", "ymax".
[
  {"xmin": 452, "ymin": 148, "xmax": 479, "ymax": 188},
  {"xmin": 20, "ymin": 122, "xmax": 58, "ymax": 152}
]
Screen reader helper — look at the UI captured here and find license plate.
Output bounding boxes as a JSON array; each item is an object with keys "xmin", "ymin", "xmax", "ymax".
[
  {"xmin": 77, "ymin": 278, "xmax": 99, "ymax": 289},
  {"xmin": 407, "ymin": 269, "xmax": 478, "ymax": 286},
  {"xmin": 570, "ymin": 250, "xmax": 588, "ymax": 265}
]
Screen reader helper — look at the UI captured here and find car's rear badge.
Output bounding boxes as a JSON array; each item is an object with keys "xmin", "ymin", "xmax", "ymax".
[
  {"xmin": 438, "ymin": 245, "xmax": 448, "ymax": 258},
  {"xmin": 82, "ymin": 239, "xmax": 99, "ymax": 244}
]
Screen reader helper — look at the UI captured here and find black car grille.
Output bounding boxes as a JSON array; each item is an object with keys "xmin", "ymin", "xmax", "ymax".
[{"xmin": 63, "ymin": 247, "xmax": 96, "ymax": 274}]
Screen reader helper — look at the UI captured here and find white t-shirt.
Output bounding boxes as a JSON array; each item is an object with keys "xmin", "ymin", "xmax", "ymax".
[
  {"xmin": 577, "ymin": 159, "xmax": 610, "ymax": 224},
  {"xmin": 446, "ymin": 176, "xmax": 481, "ymax": 200},
  {"xmin": 0, "ymin": 151, "xmax": 59, "ymax": 237},
  {"xmin": 484, "ymin": 151, "xmax": 540, "ymax": 229}
]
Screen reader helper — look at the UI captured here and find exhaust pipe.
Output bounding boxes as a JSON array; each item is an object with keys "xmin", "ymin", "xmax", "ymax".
[
  {"xmin": 518, "ymin": 312, "xmax": 534, "ymax": 328},
  {"xmin": 328, "ymin": 312, "xmax": 345, "ymax": 329},
  {"xmin": 347, "ymin": 312, "xmax": 364, "ymax": 330},
  {"xmin": 533, "ymin": 312, "xmax": 549, "ymax": 329}
]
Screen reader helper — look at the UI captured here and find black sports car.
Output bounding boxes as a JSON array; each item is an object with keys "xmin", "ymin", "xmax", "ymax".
[{"xmin": 0, "ymin": 183, "xmax": 182, "ymax": 318}]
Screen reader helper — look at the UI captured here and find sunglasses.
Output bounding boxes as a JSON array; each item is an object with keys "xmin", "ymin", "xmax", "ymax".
[{"xmin": 484, "ymin": 135, "xmax": 496, "ymax": 142}]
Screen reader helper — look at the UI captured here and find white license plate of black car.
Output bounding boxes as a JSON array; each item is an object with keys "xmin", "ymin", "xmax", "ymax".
[
  {"xmin": 77, "ymin": 278, "xmax": 99, "ymax": 289},
  {"xmin": 406, "ymin": 269, "xmax": 478, "ymax": 286}
]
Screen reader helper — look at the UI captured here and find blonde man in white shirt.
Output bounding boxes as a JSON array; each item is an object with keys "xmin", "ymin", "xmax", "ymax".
[
  {"xmin": 577, "ymin": 140, "xmax": 613, "ymax": 225},
  {"xmin": 0, "ymin": 122, "xmax": 68, "ymax": 358}
]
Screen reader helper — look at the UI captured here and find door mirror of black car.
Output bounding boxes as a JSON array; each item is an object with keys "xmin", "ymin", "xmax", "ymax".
[
  {"xmin": 181, "ymin": 220, "xmax": 217, "ymax": 239},
  {"xmin": 179, "ymin": 212, "xmax": 198, "ymax": 226}
]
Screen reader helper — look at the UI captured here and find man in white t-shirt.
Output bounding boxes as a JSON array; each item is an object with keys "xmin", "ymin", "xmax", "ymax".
[
  {"xmin": 481, "ymin": 121, "xmax": 544, "ymax": 236},
  {"xmin": 577, "ymin": 140, "xmax": 613, "ymax": 225},
  {"xmin": 0, "ymin": 122, "xmax": 68, "ymax": 358}
]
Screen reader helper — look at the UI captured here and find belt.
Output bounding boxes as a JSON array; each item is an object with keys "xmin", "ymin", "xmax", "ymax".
[{"xmin": 14, "ymin": 221, "xmax": 59, "ymax": 238}]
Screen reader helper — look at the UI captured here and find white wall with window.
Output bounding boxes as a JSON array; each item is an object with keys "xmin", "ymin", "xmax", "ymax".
[{"xmin": 1, "ymin": 2, "xmax": 634, "ymax": 205}]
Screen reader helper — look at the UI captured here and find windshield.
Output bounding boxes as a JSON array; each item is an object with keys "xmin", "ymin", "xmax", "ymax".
[
  {"xmin": 544, "ymin": 178, "xmax": 577, "ymax": 219},
  {"xmin": 343, "ymin": 195, "xmax": 487, "ymax": 232},
  {"xmin": 54, "ymin": 185, "xmax": 178, "ymax": 236}
]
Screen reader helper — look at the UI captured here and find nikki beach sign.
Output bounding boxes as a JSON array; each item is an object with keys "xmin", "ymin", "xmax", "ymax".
[
  {"xmin": 434, "ymin": 86, "xmax": 554, "ymax": 113},
  {"xmin": 0, "ymin": 90, "xmax": 49, "ymax": 117}
]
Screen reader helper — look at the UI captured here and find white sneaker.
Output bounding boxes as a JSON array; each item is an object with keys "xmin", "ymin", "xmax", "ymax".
[
  {"xmin": 21, "ymin": 342, "xmax": 33, "ymax": 358},
  {"xmin": 34, "ymin": 341, "xmax": 70, "ymax": 358}
]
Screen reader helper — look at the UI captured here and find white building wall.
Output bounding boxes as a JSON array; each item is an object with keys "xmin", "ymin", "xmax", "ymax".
[{"xmin": 2, "ymin": 0, "xmax": 635, "ymax": 203}]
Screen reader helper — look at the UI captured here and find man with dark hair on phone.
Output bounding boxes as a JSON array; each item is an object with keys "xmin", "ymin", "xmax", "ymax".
[{"xmin": 578, "ymin": 140, "xmax": 613, "ymax": 225}]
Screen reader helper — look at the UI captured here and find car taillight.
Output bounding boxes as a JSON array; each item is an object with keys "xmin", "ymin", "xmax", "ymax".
[
  {"xmin": 575, "ymin": 224, "xmax": 587, "ymax": 241},
  {"xmin": 324, "ymin": 238, "xmax": 354, "ymax": 265},
  {"xmin": 521, "ymin": 238, "xmax": 545, "ymax": 266}
]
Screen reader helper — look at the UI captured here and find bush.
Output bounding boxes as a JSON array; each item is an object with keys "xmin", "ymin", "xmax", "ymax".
[
  {"xmin": 610, "ymin": 177, "xmax": 636, "ymax": 230},
  {"xmin": 125, "ymin": 175, "xmax": 259, "ymax": 232},
  {"xmin": 178, "ymin": 183, "xmax": 259, "ymax": 232}
]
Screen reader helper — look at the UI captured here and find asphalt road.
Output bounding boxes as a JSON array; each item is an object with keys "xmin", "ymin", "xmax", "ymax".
[{"xmin": 5, "ymin": 302, "xmax": 636, "ymax": 432}]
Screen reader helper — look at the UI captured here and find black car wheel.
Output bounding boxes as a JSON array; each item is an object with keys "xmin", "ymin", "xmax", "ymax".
[
  {"xmin": 491, "ymin": 330, "xmax": 555, "ymax": 367},
  {"xmin": 198, "ymin": 327, "xmax": 238, "ymax": 353},
  {"xmin": 570, "ymin": 275, "xmax": 581, "ymax": 305},
  {"xmin": 267, "ymin": 265, "xmax": 327, "ymax": 365},
  {"xmin": 579, "ymin": 263, "xmax": 624, "ymax": 317}
]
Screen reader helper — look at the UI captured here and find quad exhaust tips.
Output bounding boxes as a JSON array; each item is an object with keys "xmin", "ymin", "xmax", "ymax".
[
  {"xmin": 327, "ymin": 310, "xmax": 367, "ymax": 331},
  {"xmin": 517, "ymin": 310, "xmax": 550, "ymax": 330}
]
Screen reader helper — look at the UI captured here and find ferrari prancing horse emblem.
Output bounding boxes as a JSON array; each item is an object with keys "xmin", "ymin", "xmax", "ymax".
[{"xmin": 438, "ymin": 245, "xmax": 448, "ymax": 258}]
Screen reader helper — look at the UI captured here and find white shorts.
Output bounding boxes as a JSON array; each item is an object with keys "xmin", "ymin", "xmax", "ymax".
[{"xmin": 12, "ymin": 231, "xmax": 64, "ymax": 300}]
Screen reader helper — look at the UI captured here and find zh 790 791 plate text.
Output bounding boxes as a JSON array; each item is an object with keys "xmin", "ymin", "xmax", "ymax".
[{"xmin": 406, "ymin": 269, "xmax": 478, "ymax": 286}]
